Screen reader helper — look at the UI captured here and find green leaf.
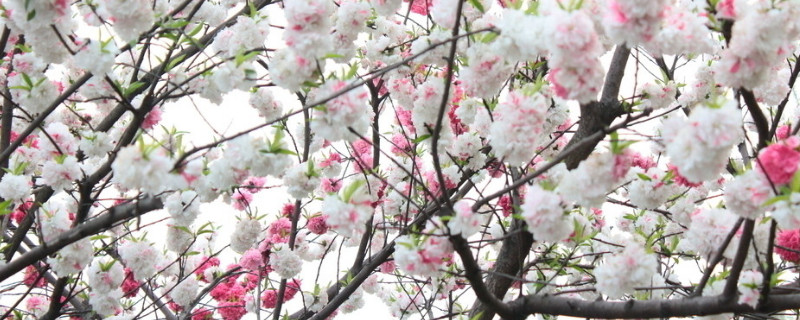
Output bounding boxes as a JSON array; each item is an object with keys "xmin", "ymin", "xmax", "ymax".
[
  {"xmin": 321, "ymin": 53, "xmax": 345, "ymax": 59},
  {"xmin": 411, "ymin": 134, "xmax": 431, "ymax": 144},
  {"xmin": 20, "ymin": 73, "xmax": 33, "ymax": 88},
  {"xmin": 342, "ymin": 179, "xmax": 366, "ymax": 203},
  {"xmin": 637, "ymin": 173, "xmax": 653, "ymax": 181},
  {"xmin": 90, "ymin": 234, "xmax": 111, "ymax": 240},
  {"xmin": 763, "ymin": 194, "xmax": 790, "ymax": 207},
  {"xmin": 187, "ymin": 23, "xmax": 204, "ymax": 38},
  {"xmin": 467, "ymin": 0, "xmax": 485, "ymax": 13},
  {"xmin": 124, "ymin": 81, "xmax": 146, "ymax": 97},
  {"xmin": 0, "ymin": 200, "xmax": 13, "ymax": 216},
  {"xmin": 162, "ymin": 19, "xmax": 190, "ymax": 29},
  {"xmin": 235, "ymin": 51, "xmax": 260, "ymax": 67},
  {"xmin": 166, "ymin": 54, "xmax": 186, "ymax": 72},
  {"xmin": 790, "ymin": 169, "xmax": 800, "ymax": 193},
  {"xmin": 478, "ymin": 31, "xmax": 498, "ymax": 43}
]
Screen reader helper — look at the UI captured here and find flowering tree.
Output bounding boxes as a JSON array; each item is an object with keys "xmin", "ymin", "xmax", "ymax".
[{"xmin": 4, "ymin": 0, "xmax": 800, "ymax": 319}]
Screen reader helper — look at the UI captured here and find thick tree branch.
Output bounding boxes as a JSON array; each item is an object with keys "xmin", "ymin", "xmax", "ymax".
[
  {"xmin": 508, "ymin": 292, "xmax": 800, "ymax": 319},
  {"xmin": 0, "ymin": 196, "xmax": 163, "ymax": 282}
]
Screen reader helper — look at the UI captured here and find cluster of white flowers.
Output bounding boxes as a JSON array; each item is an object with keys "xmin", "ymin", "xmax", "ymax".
[
  {"xmin": 322, "ymin": 179, "xmax": 374, "ymax": 238},
  {"xmin": 230, "ymin": 218, "xmax": 263, "ymax": 253},
  {"xmin": 724, "ymin": 170, "xmax": 772, "ymax": 220},
  {"xmin": 603, "ymin": 0, "xmax": 667, "ymax": 46},
  {"xmin": 340, "ymin": 288, "xmax": 365, "ymax": 313},
  {"xmin": 310, "ymin": 81, "xmax": 372, "ymax": 142},
  {"xmin": 646, "ymin": 4, "xmax": 716, "ymax": 56},
  {"xmin": 249, "ymin": 88, "xmax": 284, "ymax": 122},
  {"xmin": 74, "ymin": 39, "xmax": 118, "ymax": 76},
  {"xmin": 412, "ymin": 78, "xmax": 449, "ymax": 134},
  {"xmin": 328, "ymin": 0, "xmax": 371, "ymax": 61},
  {"xmin": 714, "ymin": 3, "xmax": 798, "ymax": 89},
  {"xmin": 637, "ymin": 81, "xmax": 677, "ymax": 110},
  {"xmin": 284, "ymin": 162, "xmax": 321, "ymax": 199},
  {"xmin": 628, "ymin": 168, "xmax": 679, "ymax": 210},
  {"xmin": 272, "ymin": 0, "xmax": 335, "ymax": 90},
  {"xmin": 270, "ymin": 243, "xmax": 303, "ymax": 279},
  {"xmin": 166, "ymin": 276, "xmax": 198, "ymax": 309},
  {"xmin": 738, "ymin": 270, "xmax": 763, "ymax": 308},
  {"xmin": 488, "ymin": 91, "xmax": 550, "ymax": 165},
  {"xmin": 447, "ymin": 132, "xmax": 486, "ymax": 171},
  {"xmin": 8, "ymin": 71, "xmax": 59, "ymax": 115},
  {"xmin": 544, "ymin": 9, "xmax": 605, "ymax": 103},
  {"xmin": 678, "ymin": 208, "xmax": 740, "ymax": 260},
  {"xmin": 86, "ymin": 258, "xmax": 124, "ymax": 316},
  {"xmin": 165, "ymin": 191, "xmax": 201, "ymax": 227},
  {"xmin": 594, "ymin": 243, "xmax": 658, "ymax": 299},
  {"xmin": 0, "ymin": 174, "xmax": 31, "ymax": 202},
  {"xmin": 48, "ymin": 239, "xmax": 94, "ymax": 277},
  {"xmin": 200, "ymin": 61, "xmax": 255, "ymax": 105},
  {"xmin": 447, "ymin": 200, "xmax": 482, "ymax": 237},
  {"xmin": 495, "ymin": 9, "xmax": 547, "ymax": 62},
  {"xmin": 521, "ymin": 185, "xmax": 572, "ymax": 243},
  {"xmin": 112, "ymin": 145, "xmax": 176, "ymax": 194},
  {"xmin": 270, "ymin": 48, "xmax": 320, "ymax": 92},
  {"xmin": 557, "ymin": 152, "xmax": 621, "ymax": 208},
  {"xmin": 773, "ymin": 192, "xmax": 800, "ymax": 229},
  {"xmin": 119, "ymin": 240, "xmax": 164, "ymax": 281},
  {"xmin": 39, "ymin": 156, "xmax": 81, "ymax": 191},
  {"xmin": 3, "ymin": 0, "xmax": 74, "ymax": 63},
  {"xmin": 394, "ymin": 233, "xmax": 453, "ymax": 278},
  {"xmin": 661, "ymin": 100, "xmax": 743, "ymax": 183},
  {"xmin": 212, "ymin": 14, "xmax": 270, "ymax": 58},
  {"xmin": 460, "ymin": 43, "xmax": 514, "ymax": 99}
]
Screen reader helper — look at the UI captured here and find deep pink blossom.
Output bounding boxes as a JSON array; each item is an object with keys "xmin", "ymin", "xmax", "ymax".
[
  {"xmin": 757, "ymin": 137, "xmax": 800, "ymax": 185},
  {"xmin": 307, "ymin": 215, "xmax": 329, "ymax": 235},
  {"xmin": 122, "ymin": 268, "xmax": 140, "ymax": 298},
  {"xmin": 777, "ymin": 229, "xmax": 800, "ymax": 263}
]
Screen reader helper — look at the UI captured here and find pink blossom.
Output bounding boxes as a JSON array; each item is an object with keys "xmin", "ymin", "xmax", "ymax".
[
  {"xmin": 191, "ymin": 308, "xmax": 214, "ymax": 320},
  {"xmin": 23, "ymin": 265, "xmax": 45, "ymax": 287},
  {"xmin": 757, "ymin": 136, "xmax": 800, "ymax": 185},
  {"xmin": 380, "ymin": 261, "xmax": 396, "ymax": 273},
  {"xmin": 612, "ymin": 151, "xmax": 634, "ymax": 181},
  {"xmin": 307, "ymin": 215, "xmax": 329, "ymax": 235},
  {"xmin": 268, "ymin": 218, "xmax": 292, "ymax": 243},
  {"xmin": 395, "ymin": 108, "xmax": 415, "ymax": 134},
  {"xmin": 777, "ymin": 125, "xmax": 791, "ymax": 140},
  {"xmin": 231, "ymin": 190, "xmax": 253, "ymax": 211},
  {"xmin": 239, "ymin": 249, "xmax": 264, "ymax": 271},
  {"xmin": 195, "ymin": 257, "xmax": 220, "ymax": 283},
  {"xmin": 498, "ymin": 195, "xmax": 513, "ymax": 217},
  {"xmin": 319, "ymin": 153, "xmax": 342, "ymax": 169},
  {"xmin": 141, "ymin": 107, "xmax": 162, "ymax": 130},
  {"xmin": 631, "ymin": 152, "xmax": 657, "ymax": 171},
  {"xmin": 241, "ymin": 176, "xmax": 267, "ymax": 192},
  {"xmin": 405, "ymin": 0, "xmax": 432, "ymax": 15},
  {"xmin": 776, "ymin": 229, "xmax": 800, "ymax": 263},
  {"xmin": 10, "ymin": 201, "xmax": 32, "ymax": 225},
  {"xmin": 320, "ymin": 178, "xmax": 342, "ymax": 193},
  {"xmin": 667, "ymin": 164, "xmax": 702, "ymax": 188},
  {"xmin": 217, "ymin": 300, "xmax": 246, "ymax": 320},
  {"xmin": 390, "ymin": 133, "xmax": 413, "ymax": 156},
  {"xmin": 281, "ymin": 203, "xmax": 296, "ymax": 217},
  {"xmin": 716, "ymin": 0, "xmax": 736, "ymax": 20},
  {"xmin": 261, "ymin": 290, "xmax": 279, "ymax": 308},
  {"xmin": 26, "ymin": 296, "xmax": 46, "ymax": 314},
  {"xmin": 122, "ymin": 268, "xmax": 140, "ymax": 298}
]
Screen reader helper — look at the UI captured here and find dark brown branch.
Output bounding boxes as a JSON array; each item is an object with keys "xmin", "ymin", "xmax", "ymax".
[
  {"xmin": 0, "ymin": 195, "xmax": 163, "ymax": 282},
  {"xmin": 508, "ymin": 291, "xmax": 800, "ymax": 319}
]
